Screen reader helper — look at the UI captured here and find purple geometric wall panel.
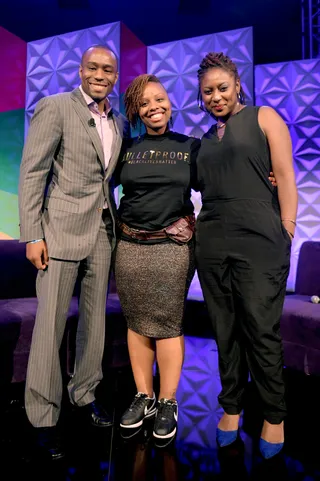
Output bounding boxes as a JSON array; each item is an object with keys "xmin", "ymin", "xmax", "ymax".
[
  {"xmin": 176, "ymin": 336, "xmax": 222, "ymax": 448},
  {"xmin": 25, "ymin": 22, "xmax": 121, "ymax": 133},
  {"xmin": 255, "ymin": 59, "xmax": 320, "ymax": 290}
]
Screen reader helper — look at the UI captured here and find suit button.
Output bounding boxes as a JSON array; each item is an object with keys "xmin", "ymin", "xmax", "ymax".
[{"xmin": 97, "ymin": 208, "xmax": 102, "ymax": 212}]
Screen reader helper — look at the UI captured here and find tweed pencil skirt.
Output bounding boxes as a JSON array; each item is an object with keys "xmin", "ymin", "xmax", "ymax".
[{"xmin": 114, "ymin": 240, "xmax": 195, "ymax": 339}]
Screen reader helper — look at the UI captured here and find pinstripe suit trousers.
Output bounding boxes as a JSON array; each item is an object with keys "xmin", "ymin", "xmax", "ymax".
[{"xmin": 25, "ymin": 216, "xmax": 112, "ymax": 427}]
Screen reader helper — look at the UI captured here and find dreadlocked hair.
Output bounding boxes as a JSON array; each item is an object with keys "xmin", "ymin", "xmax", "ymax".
[
  {"xmin": 124, "ymin": 74, "xmax": 163, "ymax": 129},
  {"xmin": 197, "ymin": 52, "xmax": 246, "ymax": 112}
]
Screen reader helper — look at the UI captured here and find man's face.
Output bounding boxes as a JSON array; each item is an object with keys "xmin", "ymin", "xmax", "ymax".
[{"xmin": 79, "ymin": 47, "xmax": 118, "ymax": 102}]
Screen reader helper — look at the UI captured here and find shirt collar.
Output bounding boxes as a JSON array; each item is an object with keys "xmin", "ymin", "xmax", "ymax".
[{"xmin": 79, "ymin": 85, "xmax": 112, "ymax": 114}]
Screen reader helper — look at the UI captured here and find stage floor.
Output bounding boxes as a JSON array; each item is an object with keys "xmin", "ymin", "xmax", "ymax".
[{"xmin": 1, "ymin": 333, "xmax": 320, "ymax": 481}]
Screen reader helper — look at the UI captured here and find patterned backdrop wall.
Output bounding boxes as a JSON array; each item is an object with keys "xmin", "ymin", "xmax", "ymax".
[{"xmin": 255, "ymin": 59, "xmax": 320, "ymax": 289}]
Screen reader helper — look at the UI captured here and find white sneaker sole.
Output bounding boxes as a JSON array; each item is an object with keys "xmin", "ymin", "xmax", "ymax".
[
  {"xmin": 153, "ymin": 428, "xmax": 177, "ymax": 448},
  {"xmin": 153, "ymin": 426, "xmax": 177, "ymax": 440}
]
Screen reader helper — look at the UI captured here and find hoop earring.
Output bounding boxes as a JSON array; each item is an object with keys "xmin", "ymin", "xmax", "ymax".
[{"xmin": 198, "ymin": 101, "xmax": 210, "ymax": 115}]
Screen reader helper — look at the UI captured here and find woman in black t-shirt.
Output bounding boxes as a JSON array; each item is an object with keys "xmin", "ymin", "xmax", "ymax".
[{"xmin": 114, "ymin": 74, "xmax": 200, "ymax": 447}]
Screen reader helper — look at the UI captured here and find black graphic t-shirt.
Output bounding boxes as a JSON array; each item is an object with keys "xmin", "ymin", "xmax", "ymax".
[{"xmin": 115, "ymin": 131, "xmax": 200, "ymax": 240}]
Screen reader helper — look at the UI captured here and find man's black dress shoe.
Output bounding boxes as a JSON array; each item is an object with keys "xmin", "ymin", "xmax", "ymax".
[
  {"xmin": 36, "ymin": 426, "xmax": 65, "ymax": 460},
  {"xmin": 82, "ymin": 401, "xmax": 113, "ymax": 427}
]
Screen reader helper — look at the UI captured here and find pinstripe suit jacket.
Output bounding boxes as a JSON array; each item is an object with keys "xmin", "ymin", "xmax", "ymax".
[{"xmin": 19, "ymin": 87, "xmax": 129, "ymax": 260}]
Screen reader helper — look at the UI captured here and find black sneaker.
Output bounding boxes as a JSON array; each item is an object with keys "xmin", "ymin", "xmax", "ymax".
[
  {"xmin": 120, "ymin": 393, "xmax": 156, "ymax": 437},
  {"xmin": 153, "ymin": 398, "xmax": 178, "ymax": 447}
]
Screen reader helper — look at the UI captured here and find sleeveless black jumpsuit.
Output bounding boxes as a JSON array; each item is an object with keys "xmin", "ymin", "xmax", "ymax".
[{"xmin": 195, "ymin": 106, "xmax": 291, "ymax": 424}]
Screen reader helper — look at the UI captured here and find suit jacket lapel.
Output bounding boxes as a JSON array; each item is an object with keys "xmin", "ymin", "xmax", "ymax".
[{"xmin": 71, "ymin": 88, "xmax": 105, "ymax": 169}]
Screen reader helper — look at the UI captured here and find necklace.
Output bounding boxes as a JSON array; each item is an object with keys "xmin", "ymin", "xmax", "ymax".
[{"xmin": 216, "ymin": 105, "xmax": 246, "ymax": 130}]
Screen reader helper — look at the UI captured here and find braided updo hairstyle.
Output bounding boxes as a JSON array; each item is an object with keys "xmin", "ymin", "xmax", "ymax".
[
  {"xmin": 197, "ymin": 52, "xmax": 246, "ymax": 113},
  {"xmin": 124, "ymin": 74, "xmax": 164, "ymax": 129}
]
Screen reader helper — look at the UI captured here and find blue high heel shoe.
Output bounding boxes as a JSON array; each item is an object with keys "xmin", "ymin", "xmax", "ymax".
[
  {"xmin": 216, "ymin": 428, "xmax": 238, "ymax": 447},
  {"xmin": 259, "ymin": 438, "xmax": 284, "ymax": 459}
]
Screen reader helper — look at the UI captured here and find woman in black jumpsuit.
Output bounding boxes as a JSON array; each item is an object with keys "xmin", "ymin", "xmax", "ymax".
[{"xmin": 195, "ymin": 52, "xmax": 298, "ymax": 458}]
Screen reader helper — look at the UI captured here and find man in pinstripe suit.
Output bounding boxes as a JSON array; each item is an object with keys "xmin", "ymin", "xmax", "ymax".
[{"xmin": 18, "ymin": 45, "xmax": 129, "ymax": 459}]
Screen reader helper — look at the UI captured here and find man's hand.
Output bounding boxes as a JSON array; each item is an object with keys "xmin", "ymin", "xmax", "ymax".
[
  {"xmin": 269, "ymin": 171, "xmax": 277, "ymax": 186},
  {"xmin": 26, "ymin": 240, "xmax": 49, "ymax": 270}
]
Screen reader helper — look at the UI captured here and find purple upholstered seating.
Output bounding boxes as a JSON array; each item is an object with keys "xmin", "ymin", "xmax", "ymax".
[
  {"xmin": 0, "ymin": 239, "xmax": 128, "ymax": 386},
  {"xmin": 281, "ymin": 241, "xmax": 320, "ymax": 376},
  {"xmin": 0, "ymin": 240, "xmax": 79, "ymax": 383}
]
